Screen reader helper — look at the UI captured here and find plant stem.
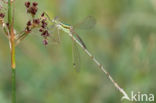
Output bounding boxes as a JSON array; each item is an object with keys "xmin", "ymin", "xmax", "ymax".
[
  {"xmin": 8, "ymin": 0, "xmax": 16, "ymax": 103},
  {"xmin": 8, "ymin": 0, "xmax": 12, "ymax": 24},
  {"xmin": 12, "ymin": 69, "xmax": 16, "ymax": 103},
  {"xmin": 67, "ymin": 31, "xmax": 130, "ymax": 100}
]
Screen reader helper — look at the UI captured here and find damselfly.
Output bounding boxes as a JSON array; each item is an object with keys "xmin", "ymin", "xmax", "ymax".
[
  {"xmin": 46, "ymin": 14, "xmax": 130, "ymax": 100},
  {"xmin": 44, "ymin": 13, "xmax": 96, "ymax": 71}
]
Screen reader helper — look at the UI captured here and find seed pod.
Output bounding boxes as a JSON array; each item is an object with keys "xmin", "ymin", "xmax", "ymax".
[
  {"xmin": 43, "ymin": 39, "xmax": 48, "ymax": 45},
  {"xmin": 32, "ymin": 2, "xmax": 38, "ymax": 7},
  {"xmin": 39, "ymin": 28, "xmax": 44, "ymax": 32},
  {"xmin": 26, "ymin": 26, "xmax": 31, "ymax": 32},
  {"xmin": 41, "ymin": 30, "xmax": 50, "ymax": 37},
  {"xmin": 33, "ymin": 19, "xmax": 40, "ymax": 25},
  {"xmin": 30, "ymin": 6, "xmax": 38, "ymax": 15},
  {"xmin": 27, "ymin": 20, "xmax": 32, "ymax": 26},
  {"xmin": 25, "ymin": 1, "xmax": 31, "ymax": 8},
  {"xmin": 41, "ymin": 13, "xmax": 45, "ymax": 17},
  {"xmin": 0, "ymin": 13, "xmax": 5, "ymax": 18}
]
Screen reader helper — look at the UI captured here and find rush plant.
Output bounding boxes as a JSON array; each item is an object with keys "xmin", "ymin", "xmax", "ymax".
[{"xmin": 0, "ymin": 0, "xmax": 48, "ymax": 103}]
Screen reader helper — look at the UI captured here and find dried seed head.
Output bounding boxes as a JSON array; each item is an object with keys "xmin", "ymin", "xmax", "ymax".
[
  {"xmin": 6, "ymin": 22, "xmax": 9, "ymax": 28},
  {"xmin": 30, "ymin": 6, "xmax": 38, "ymax": 15},
  {"xmin": 41, "ymin": 19, "xmax": 47, "ymax": 24},
  {"xmin": 0, "ymin": 13, "xmax": 5, "ymax": 18},
  {"xmin": 41, "ymin": 30, "xmax": 50, "ymax": 37},
  {"xmin": 41, "ymin": 12, "xmax": 45, "ymax": 17},
  {"xmin": 41, "ymin": 20, "xmax": 47, "ymax": 28},
  {"xmin": 26, "ymin": 26, "xmax": 31, "ymax": 32},
  {"xmin": 32, "ymin": 2, "xmax": 38, "ymax": 7},
  {"xmin": 27, "ymin": 20, "xmax": 32, "ymax": 26},
  {"xmin": 43, "ymin": 39, "xmax": 48, "ymax": 45},
  {"xmin": 39, "ymin": 28, "xmax": 44, "ymax": 32},
  {"xmin": 33, "ymin": 19, "xmax": 40, "ymax": 25},
  {"xmin": 25, "ymin": 1, "xmax": 30, "ymax": 8},
  {"xmin": 25, "ymin": 1, "xmax": 38, "ymax": 16}
]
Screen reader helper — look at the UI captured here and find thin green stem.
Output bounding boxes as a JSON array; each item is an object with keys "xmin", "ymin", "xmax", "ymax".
[
  {"xmin": 8, "ymin": 0, "xmax": 16, "ymax": 103},
  {"xmin": 12, "ymin": 69, "xmax": 16, "ymax": 103},
  {"xmin": 8, "ymin": 0, "xmax": 12, "ymax": 26}
]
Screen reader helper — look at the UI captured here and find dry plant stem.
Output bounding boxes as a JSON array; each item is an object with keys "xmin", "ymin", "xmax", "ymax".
[
  {"xmin": 8, "ymin": 0, "xmax": 16, "ymax": 103},
  {"xmin": 64, "ymin": 30, "xmax": 130, "ymax": 100}
]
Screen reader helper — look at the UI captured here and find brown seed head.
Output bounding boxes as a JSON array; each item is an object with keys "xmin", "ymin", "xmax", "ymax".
[
  {"xmin": 0, "ymin": 13, "xmax": 5, "ymax": 18},
  {"xmin": 30, "ymin": 6, "xmax": 38, "ymax": 15},
  {"xmin": 27, "ymin": 20, "xmax": 32, "ymax": 26},
  {"xmin": 41, "ymin": 30, "xmax": 50, "ymax": 37},
  {"xmin": 43, "ymin": 39, "xmax": 48, "ymax": 45},
  {"xmin": 41, "ymin": 12, "xmax": 45, "ymax": 17},
  {"xmin": 33, "ymin": 19, "xmax": 40, "ymax": 25},
  {"xmin": 32, "ymin": 2, "xmax": 38, "ymax": 7},
  {"xmin": 25, "ymin": 1, "xmax": 31, "ymax": 8}
]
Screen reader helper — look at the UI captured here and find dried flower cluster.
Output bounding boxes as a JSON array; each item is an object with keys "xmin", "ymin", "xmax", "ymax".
[
  {"xmin": 25, "ymin": 1, "xmax": 38, "ymax": 17},
  {"xmin": 24, "ymin": 1, "xmax": 50, "ymax": 45},
  {"xmin": 0, "ymin": 1, "xmax": 51, "ymax": 45},
  {"xmin": 39, "ymin": 13, "xmax": 50, "ymax": 45}
]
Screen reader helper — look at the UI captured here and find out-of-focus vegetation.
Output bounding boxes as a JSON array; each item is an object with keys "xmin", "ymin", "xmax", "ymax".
[{"xmin": 0, "ymin": 0, "xmax": 156, "ymax": 103}]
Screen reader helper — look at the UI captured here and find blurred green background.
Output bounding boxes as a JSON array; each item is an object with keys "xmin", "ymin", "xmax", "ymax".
[{"xmin": 0, "ymin": 0, "xmax": 156, "ymax": 103}]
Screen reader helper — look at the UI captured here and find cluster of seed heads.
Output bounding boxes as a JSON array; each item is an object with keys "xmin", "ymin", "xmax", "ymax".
[
  {"xmin": 0, "ymin": 1, "xmax": 51, "ymax": 46},
  {"xmin": 39, "ymin": 13, "xmax": 50, "ymax": 45},
  {"xmin": 25, "ymin": 1, "xmax": 38, "ymax": 16},
  {"xmin": 25, "ymin": 1, "xmax": 50, "ymax": 45}
]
